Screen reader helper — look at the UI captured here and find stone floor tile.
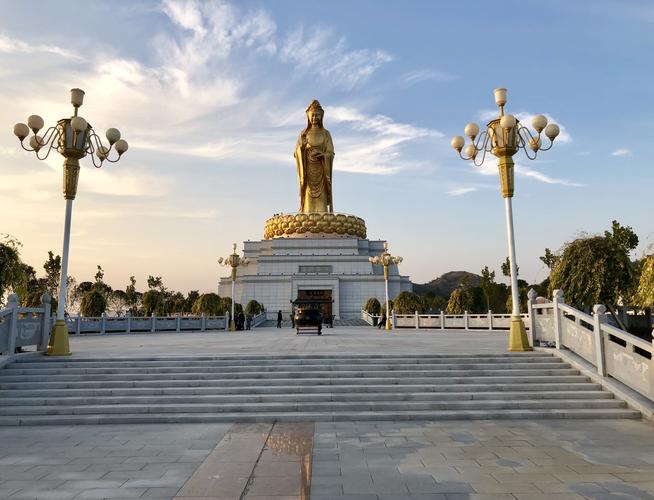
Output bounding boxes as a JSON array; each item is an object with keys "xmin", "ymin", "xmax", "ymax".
[
  {"xmin": 75, "ymin": 488, "xmax": 148, "ymax": 499},
  {"xmin": 142, "ymin": 487, "xmax": 181, "ymax": 498}
]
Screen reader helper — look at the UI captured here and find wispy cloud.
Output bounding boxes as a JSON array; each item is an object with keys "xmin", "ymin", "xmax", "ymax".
[
  {"xmin": 0, "ymin": 32, "xmax": 80, "ymax": 59},
  {"xmin": 611, "ymin": 148, "xmax": 631, "ymax": 156},
  {"xmin": 400, "ymin": 69, "xmax": 457, "ymax": 87},
  {"xmin": 327, "ymin": 106, "xmax": 442, "ymax": 174},
  {"xmin": 447, "ymin": 187, "xmax": 477, "ymax": 196},
  {"xmin": 280, "ymin": 27, "xmax": 392, "ymax": 90}
]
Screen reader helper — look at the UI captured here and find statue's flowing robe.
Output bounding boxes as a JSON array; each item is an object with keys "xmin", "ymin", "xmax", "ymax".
[{"xmin": 294, "ymin": 128, "xmax": 334, "ymax": 212}]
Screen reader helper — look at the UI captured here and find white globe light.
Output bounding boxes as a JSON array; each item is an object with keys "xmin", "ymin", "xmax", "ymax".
[
  {"xmin": 368, "ymin": 257, "xmax": 374, "ymax": 263},
  {"xmin": 529, "ymin": 137, "xmax": 542, "ymax": 151},
  {"xmin": 544, "ymin": 123, "xmax": 560, "ymax": 140},
  {"xmin": 13, "ymin": 123, "xmax": 29, "ymax": 141},
  {"xmin": 29, "ymin": 135, "xmax": 43, "ymax": 151},
  {"xmin": 106, "ymin": 128, "xmax": 121, "ymax": 145},
  {"xmin": 531, "ymin": 114, "xmax": 548, "ymax": 133},
  {"xmin": 464, "ymin": 144, "xmax": 477, "ymax": 159},
  {"xmin": 27, "ymin": 115, "xmax": 44, "ymax": 133},
  {"xmin": 450, "ymin": 136, "xmax": 465, "ymax": 151},
  {"xmin": 114, "ymin": 139, "xmax": 129, "ymax": 155},
  {"xmin": 96, "ymin": 146, "xmax": 109, "ymax": 160},
  {"xmin": 71, "ymin": 116, "xmax": 87, "ymax": 132},
  {"xmin": 500, "ymin": 114, "xmax": 516, "ymax": 129},
  {"xmin": 464, "ymin": 123, "xmax": 479, "ymax": 139}
]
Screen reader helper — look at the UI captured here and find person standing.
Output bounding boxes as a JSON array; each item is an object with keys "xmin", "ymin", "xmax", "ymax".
[
  {"xmin": 277, "ymin": 310, "xmax": 283, "ymax": 328},
  {"xmin": 378, "ymin": 311, "xmax": 386, "ymax": 329},
  {"xmin": 290, "ymin": 309, "xmax": 295, "ymax": 328}
]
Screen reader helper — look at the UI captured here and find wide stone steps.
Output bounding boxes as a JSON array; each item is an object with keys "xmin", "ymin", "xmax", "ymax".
[
  {"xmin": 0, "ymin": 353, "xmax": 640, "ymax": 425},
  {"xmin": 0, "ymin": 390, "xmax": 614, "ymax": 407},
  {"xmin": 0, "ymin": 408, "xmax": 640, "ymax": 427}
]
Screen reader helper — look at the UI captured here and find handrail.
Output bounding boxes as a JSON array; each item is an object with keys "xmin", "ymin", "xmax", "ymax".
[{"xmin": 603, "ymin": 322, "xmax": 653, "ymax": 353}]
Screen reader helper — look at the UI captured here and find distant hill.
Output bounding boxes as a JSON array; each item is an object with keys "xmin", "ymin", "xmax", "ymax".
[{"xmin": 413, "ymin": 271, "xmax": 481, "ymax": 297}]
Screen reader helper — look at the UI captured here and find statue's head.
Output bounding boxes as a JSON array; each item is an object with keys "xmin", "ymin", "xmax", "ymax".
[{"xmin": 306, "ymin": 100, "xmax": 324, "ymax": 128}]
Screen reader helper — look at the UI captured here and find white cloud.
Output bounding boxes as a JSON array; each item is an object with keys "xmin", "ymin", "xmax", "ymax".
[
  {"xmin": 326, "ymin": 106, "xmax": 443, "ymax": 175},
  {"xmin": 447, "ymin": 187, "xmax": 477, "ymax": 196},
  {"xmin": 0, "ymin": 33, "xmax": 80, "ymax": 59},
  {"xmin": 611, "ymin": 148, "xmax": 631, "ymax": 156},
  {"xmin": 400, "ymin": 69, "xmax": 457, "ymax": 87},
  {"xmin": 280, "ymin": 27, "xmax": 392, "ymax": 90}
]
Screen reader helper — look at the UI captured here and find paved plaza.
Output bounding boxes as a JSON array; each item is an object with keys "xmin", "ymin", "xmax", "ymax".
[
  {"xmin": 1, "ymin": 327, "xmax": 653, "ymax": 499},
  {"xmin": 59, "ymin": 326, "xmax": 510, "ymax": 357}
]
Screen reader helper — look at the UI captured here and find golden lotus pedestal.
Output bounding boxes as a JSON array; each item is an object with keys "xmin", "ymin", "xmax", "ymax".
[{"xmin": 264, "ymin": 212, "xmax": 366, "ymax": 240}]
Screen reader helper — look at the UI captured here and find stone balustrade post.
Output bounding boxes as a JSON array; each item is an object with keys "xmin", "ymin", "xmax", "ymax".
[
  {"xmin": 151, "ymin": 313, "xmax": 156, "ymax": 333},
  {"xmin": 176, "ymin": 313, "xmax": 181, "ymax": 332},
  {"xmin": 415, "ymin": 311, "xmax": 419, "ymax": 329},
  {"xmin": 38, "ymin": 293, "xmax": 51, "ymax": 351},
  {"xmin": 488, "ymin": 310, "xmax": 493, "ymax": 330},
  {"xmin": 7, "ymin": 294, "xmax": 19, "ymax": 354},
  {"xmin": 224, "ymin": 312, "xmax": 229, "ymax": 331},
  {"xmin": 126, "ymin": 312, "xmax": 131, "ymax": 334},
  {"xmin": 76, "ymin": 316, "xmax": 81, "ymax": 335},
  {"xmin": 100, "ymin": 313, "xmax": 106, "ymax": 334},
  {"xmin": 552, "ymin": 289, "xmax": 564, "ymax": 349},
  {"xmin": 440, "ymin": 311, "xmax": 445, "ymax": 330},
  {"xmin": 464, "ymin": 311, "xmax": 469, "ymax": 331},
  {"xmin": 201, "ymin": 313, "xmax": 206, "ymax": 332},
  {"xmin": 593, "ymin": 304, "xmax": 607, "ymax": 376},
  {"xmin": 527, "ymin": 288, "xmax": 537, "ymax": 347}
]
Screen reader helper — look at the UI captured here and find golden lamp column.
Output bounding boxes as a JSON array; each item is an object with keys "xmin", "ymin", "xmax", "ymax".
[
  {"xmin": 450, "ymin": 87, "xmax": 560, "ymax": 352},
  {"xmin": 369, "ymin": 243, "xmax": 403, "ymax": 331}
]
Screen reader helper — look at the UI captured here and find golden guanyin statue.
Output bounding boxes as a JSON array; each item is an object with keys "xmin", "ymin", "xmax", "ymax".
[
  {"xmin": 295, "ymin": 100, "xmax": 334, "ymax": 213},
  {"xmin": 262, "ymin": 99, "xmax": 366, "ymax": 240}
]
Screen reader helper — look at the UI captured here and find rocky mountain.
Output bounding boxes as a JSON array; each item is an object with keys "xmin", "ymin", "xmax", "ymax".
[{"xmin": 413, "ymin": 271, "xmax": 481, "ymax": 297}]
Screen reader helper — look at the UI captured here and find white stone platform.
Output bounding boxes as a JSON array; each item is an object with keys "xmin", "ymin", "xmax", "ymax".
[{"xmin": 218, "ymin": 238, "xmax": 412, "ymax": 320}]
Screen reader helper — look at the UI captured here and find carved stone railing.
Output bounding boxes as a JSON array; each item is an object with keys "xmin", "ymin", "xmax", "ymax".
[
  {"xmin": 360, "ymin": 309, "xmax": 529, "ymax": 331},
  {"xmin": 529, "ymin": 289, "xmax": 654, "ymax": 403},
  {"xmin": 64, "ymin": 313, "xmax": 229, "ymax": 335},
  {"xmin": 0, "ymin": 293, "xmax": 52, "ymax": 358}
]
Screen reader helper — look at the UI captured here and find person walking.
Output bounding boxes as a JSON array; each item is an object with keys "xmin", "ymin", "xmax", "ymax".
[{"xmin": 277, "ymin": 310, "xmax": 283, "ymax": 328}]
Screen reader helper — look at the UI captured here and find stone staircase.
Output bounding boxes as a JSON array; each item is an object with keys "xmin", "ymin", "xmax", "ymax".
[{"xmin": 0, "ymin": 352, "xmax": 639, "ymax": 425}]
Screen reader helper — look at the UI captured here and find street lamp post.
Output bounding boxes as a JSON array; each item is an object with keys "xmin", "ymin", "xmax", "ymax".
[
  {"xmin": 369, "ymin": 242, "xmax": 403, "ymax": 331},
  {"xmin": 13, "ymin": 88, "xmax": 128, "ymax": 356},
  {"xmin": 218, "ymin": 243, "xmax": 249, "ymax": 331},
  {"xmin": 450, "ymin": 87, "xmax": 560, "ymax": 351}
]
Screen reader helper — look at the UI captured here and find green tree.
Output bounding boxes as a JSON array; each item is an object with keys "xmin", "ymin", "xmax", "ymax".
[
  {"xmin": 634, "ymin": 255, "xmax": 654, "ymax": 308},
  {"xmin": 80, "ymin": 289, "xmax": 107, "ymax": 316},
  {"xmin": 540, "ymin": 248, "xmax": 559, "ymax": 270},
  {"xmin": 244, "ymin": 299, "xmax": 264, "ymax": 316},
  {"xmin": 192, "ymin": 293, "xmax": 223, "ymax": 315},
  {"xmin": 185, "ymin": 290, "xmax": 200, "ymax": 313},
  {"xmin": 142, "ymin": 290, "xmax": 165, "ymax": 316},
  {"xmin": 393, "ymin": 291, "xmax": 424, "ymax": 314},
  {"xmin": 125, "ymin": 276, "xmax": 140, "ymax": 315},
  {"xmin": 43, "ymin": 251, "xmax": 61, "ymax": 299},
  {"xmin": 501, "ymin": 257, "xmax": 519, "ymax": 278},
  {"xmin": 168, "ymin": 292, "xmax": 186, "ymax": 313},
  {"xmin": 479, "ymin": 266, "xmax": 496, "ymax": 311},
  {"xmin": 107, "ymin": 289, "xmax": 128, "ymax": 316},
  {"xmin": 446, "ymin": 276, "xmax": 474, "ymax": 314},
  {"xmin": 550, "ymin": 220, "xmax": 638, "ymax": 324},
  {"xmin": 220, "ymin": 296, "xmax": 243, "ymax": 316},
  {"xmin": 363, "ymin": 297, "xmax": 382, "ymax": 315},
  {"xmin": 0, "ymin": 235, "xmax": 26, "ymax": 306}
]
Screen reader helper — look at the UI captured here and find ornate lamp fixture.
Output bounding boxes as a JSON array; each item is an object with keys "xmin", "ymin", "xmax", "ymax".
[
  {"xmin": 369, "ymin": 242, "xmax": 403, "ymax": 331},
  {"xmin": 450, "ymin": 87, "xmax": 560, "ymax": 351},
  {"xmin": 218, "ymin": 243, "xmax": 249, "ymax": 331},
  {"xmin": 13, "ymin": 88, "xmax": 129, "ymax": 356}
]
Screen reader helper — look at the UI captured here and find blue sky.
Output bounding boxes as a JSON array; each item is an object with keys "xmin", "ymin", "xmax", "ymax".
[{"xmin": 1, "ymin": 0, "xmax": 652, "ymax": 293}]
